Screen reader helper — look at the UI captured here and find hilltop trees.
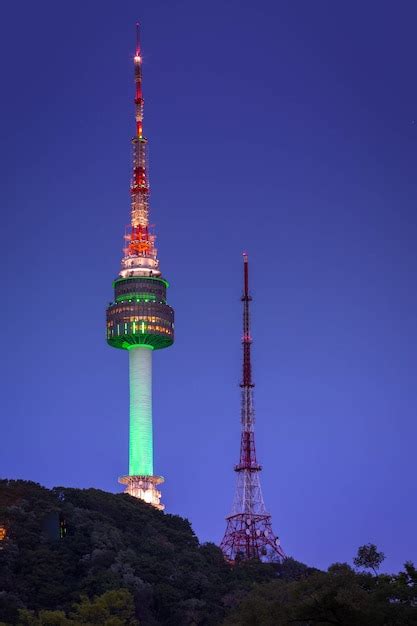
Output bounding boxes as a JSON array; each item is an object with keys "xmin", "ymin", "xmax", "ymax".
[
  {"xmin": 0, "ymin": 480, "xmax": 280, "ymax": 624},
  {"xmin": 224, "ymin": 562, "xmax": 417, "ymax": 625},
  {"xmin": 18, "ymin": 590, "xmax": 138, "ymax": 625},
  {"xmin": 0, "ymin": 480, "xmax": 416, "ymax": 625}
]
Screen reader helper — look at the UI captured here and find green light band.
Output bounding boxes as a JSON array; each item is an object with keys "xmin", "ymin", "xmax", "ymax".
[
  {"xmin": 107, "ymin": 332, "xmax": 173, "ymax": 351},
  {"xmin": 116, "ymin": 293, "xmax": 159, "ymax": 303}
]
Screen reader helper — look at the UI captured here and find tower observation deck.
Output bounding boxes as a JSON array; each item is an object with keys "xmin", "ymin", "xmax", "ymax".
[{"xmin": 106, "ymin": 25, "xmax": 174, "ymax": 510}]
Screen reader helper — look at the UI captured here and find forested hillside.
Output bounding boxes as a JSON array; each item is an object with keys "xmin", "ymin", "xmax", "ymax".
[{"xmin": 0, "ymin": 480, "xmax": 416, "ymax": 625}]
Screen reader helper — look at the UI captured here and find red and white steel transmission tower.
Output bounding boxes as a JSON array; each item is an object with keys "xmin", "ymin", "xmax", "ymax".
[{"xmin": 220, "ymin": 254, "xmax": 285, "ymax": 562}]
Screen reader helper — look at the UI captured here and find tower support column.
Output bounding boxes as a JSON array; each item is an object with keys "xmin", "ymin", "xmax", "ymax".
[
  {"xmin": 129, "ymin": 345, "xmax": 153, "ymax": 476},
  {"xmin": 119, "ymin": 345, "xmax": 164, "ymax": 510}
]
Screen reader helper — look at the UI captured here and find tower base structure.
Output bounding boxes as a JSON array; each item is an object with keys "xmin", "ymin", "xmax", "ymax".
[
  {"xmin": 221, "ymin": 513, "xmax": 285, "ymax": 562},
  {"xmin": 119, "ymin": 475, "xmax": 164, "ymax": 511}
]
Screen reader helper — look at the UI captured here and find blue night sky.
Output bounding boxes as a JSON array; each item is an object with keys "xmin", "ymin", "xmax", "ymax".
[{"xmin": 1, "ymin": 0, "xmax": 417, "ymax": 572}]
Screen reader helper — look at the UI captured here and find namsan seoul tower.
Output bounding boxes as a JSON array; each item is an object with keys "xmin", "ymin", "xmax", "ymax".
[
  {"xmin": 106, "ymin": 25, "xmax": 174, "ymax": 510},
  {"xmin": 220, "ymin": 254, "xmax": 285, "ymax": 561}
]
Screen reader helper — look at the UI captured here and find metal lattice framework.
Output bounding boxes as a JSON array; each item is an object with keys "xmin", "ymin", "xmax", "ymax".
[{"xmin": 220, "ymin": 254, "xmax": 285, "ymax": 562}]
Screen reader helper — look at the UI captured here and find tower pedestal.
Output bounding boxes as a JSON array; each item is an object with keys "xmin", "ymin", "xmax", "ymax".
[{"xmin": 119, "ymin": 475, "xmax": 164, "ymax": 511}]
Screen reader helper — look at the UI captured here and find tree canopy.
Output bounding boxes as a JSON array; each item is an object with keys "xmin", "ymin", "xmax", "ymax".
[
  {"xmin": 353, "ymin": 543, "xmax": 385, "ymax": 575},
  {"xmin": 0, "ymin": 480, "xmax": 416, "ymax": 625}
]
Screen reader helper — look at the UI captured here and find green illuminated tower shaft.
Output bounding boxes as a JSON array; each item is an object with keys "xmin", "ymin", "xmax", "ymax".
[
  {"xmin": 129, "ymin": 345, "xmax": 153, "ymax": 476},
  {"xmin": 106, "ymin": 26, "xmax": 174, "ymax": 510}
]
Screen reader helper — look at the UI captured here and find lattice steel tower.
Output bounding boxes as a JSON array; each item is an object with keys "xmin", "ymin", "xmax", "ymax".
[
  {"xmin": 220, "ymin": 254, "xmax": 285, "ymax": 561},
  {"xmin": 106, "ymin": 25, "xmax": 174, "ymax": 510}
]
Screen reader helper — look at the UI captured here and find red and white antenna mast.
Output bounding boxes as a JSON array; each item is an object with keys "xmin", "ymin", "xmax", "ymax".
[
  {"xmin": 220, "ymin": 254, "xmax": 285, "ymax": 562},
  {"xmin": 120, "ymin": 22, "xmax": 159, "ymax": 278}
]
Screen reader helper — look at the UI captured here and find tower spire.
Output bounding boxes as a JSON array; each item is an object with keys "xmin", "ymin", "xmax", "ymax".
[
  {"xmin": 236, "ymin": 254, "xmax": 260, "ymax": 473},
  {"xmin": 133, "ymin": 22, "xmax": 144, "ymax": 140},
  {"xmin": 119, "ymin": 24, "xmax": 159, "ymax": 278},
  {"xmin": 135, "ymin": 21, "xmax": 141, "ymax": 57},
  {"xmin": 220, "ymin": 255, "xmax": 285, "ymax": 562},
  {"xmin": 241, "ymin": 253, "xmax": 253, "ymax": 388}
]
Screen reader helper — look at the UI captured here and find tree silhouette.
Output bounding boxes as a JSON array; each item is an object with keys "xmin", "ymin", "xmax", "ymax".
[{"xmin": 354, "ymin": 543, "xmax": 385, "ymax": 575}]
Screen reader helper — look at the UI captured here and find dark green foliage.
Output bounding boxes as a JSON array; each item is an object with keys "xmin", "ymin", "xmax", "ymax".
[
  {"xmin": 0, "ymin": 593, "xmax": 23, "ymax": 625},
  {"xmin": 69, "ymin": 589, "xmax": 138, "ymax": 625},
  {"xmin": 1, "ymin": 480, "xmax": 416, "ymax": 625},
  {"xmin": 0, "ymin": 480, "xmax": 279, "ymax": 625},
  {"xmin": 18, "ymin": 589, "xmax": 138, "ymax": 625},
  {"xmin": 354, "ymin": 543, "xmax": 385, "ymax": 575},
  {"xmin": 224, "ymin": 562, "xmax": 417, "ymax": 625}
]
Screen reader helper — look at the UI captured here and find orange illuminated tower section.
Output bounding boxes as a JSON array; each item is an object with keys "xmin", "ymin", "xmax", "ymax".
[{"xmin": 106, "ymin": 25, "xmax": 174, "ymax": 510}]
